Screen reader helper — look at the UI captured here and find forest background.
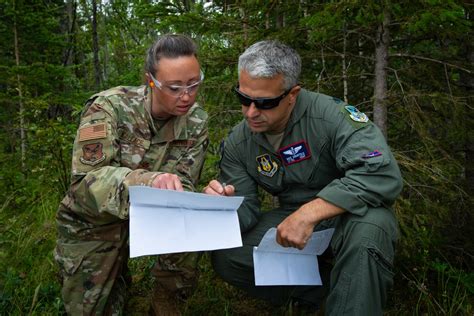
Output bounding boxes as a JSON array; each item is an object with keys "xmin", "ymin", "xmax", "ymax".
[{"xmin": 0, "ymin": 0, "xmax": 473, "ymax": 314}]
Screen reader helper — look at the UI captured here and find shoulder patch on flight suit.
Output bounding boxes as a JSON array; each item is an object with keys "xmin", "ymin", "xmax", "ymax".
[
  {"xmin": 345, "ymin": 105, "xmax": 368, "ymax": 123},
  {"xmin": 278, "ymin": 141, "xmax": 311, "ymax": 166},
  {"xmin": 78, "ymin": 122, "xmax": 107, "ymax": 142},
  {"xmin": 256, "ymin": 154, "xmax": 278, "ymax": 177},
  {"xmin": 80, "ymin": 143, "xmax": 106, "ymax": 165}
]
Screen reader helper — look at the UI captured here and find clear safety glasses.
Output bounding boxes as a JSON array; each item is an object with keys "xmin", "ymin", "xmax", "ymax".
[{"xmin": 149, "ymin": 71, "xmax": 204, "ymax": 98}]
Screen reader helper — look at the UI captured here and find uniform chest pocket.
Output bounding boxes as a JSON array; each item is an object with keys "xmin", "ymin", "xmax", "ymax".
[
  {"xmin": 118, "ymin": 129, "xmax": 150, "ymax": 169},
  {"xmin": 159, "ymin": 139, "xmax": 196, "ymax": 174},
  {"xmin": 305, "ymin": 139, "xmax": 330, "ymax": 186}
]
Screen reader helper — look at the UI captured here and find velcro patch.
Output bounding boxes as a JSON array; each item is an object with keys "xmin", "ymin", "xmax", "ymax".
[
  {"xmin": 79, "ymin": 123, "xmax": 107, "ymax": 142},
  {"xmin": 80, "ymin": 143, "xmax": 106, "ymax": 166},
  {"xmin": 171, "ymin": 139, "xmax": 196, "ymax": 147},
  {"xmin": 345, "ymin": 105, "xmax": 368, "ymax": 123},
  {"xmin": 278, "ymin": 141, "xmax": 311, "ymax": 166},
  {"xmin": 362, "ymin": 150, "xmax": 382, "ymax": 159},
  {"xmin": 256, "ymin": 154, "xmax": 278, "ymax": 177}
]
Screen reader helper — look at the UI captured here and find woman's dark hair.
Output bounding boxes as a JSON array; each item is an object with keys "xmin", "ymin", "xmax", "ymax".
[{"xmin": 145, "ymin": 34, "xmax": 197, "ymax": 75}]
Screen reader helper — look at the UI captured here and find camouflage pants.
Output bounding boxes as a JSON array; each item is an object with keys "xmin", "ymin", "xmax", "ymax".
[{"xmin": 54, "ymin": 233, "xmax": 199, "ymax": 315}]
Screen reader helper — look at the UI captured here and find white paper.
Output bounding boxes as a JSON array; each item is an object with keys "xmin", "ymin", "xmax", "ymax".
[
  {"xmin": 253, "ymin": 227, "xmax": 334, "ymax": 286},
  {"xmin": 129, "ymin": 186, "xmax": 244, "ymax": 258}
]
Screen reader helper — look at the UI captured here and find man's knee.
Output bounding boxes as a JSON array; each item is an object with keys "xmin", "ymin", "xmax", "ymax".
[
  {"xmin": 211, "ymin": 246, "xmax": 254, "ymax": 287},
  {"xmin": 211, "ymin": 248, "xmax": 236, "ymax": 283},
  {"xmin": 333, "ymin": 207, "xmax": 398, "ymax": 268},
  {"xmin": 344, "ymin": 207, "xmax": 397, "ymax": 243}
]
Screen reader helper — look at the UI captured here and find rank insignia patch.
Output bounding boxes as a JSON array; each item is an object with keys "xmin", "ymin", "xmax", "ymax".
[
  {"xmin": 362, "ymin": 150, "xmax": 382, "ymax": 159},
  {"xmin": 278, "ymin": 141, "xmax": 311, "ymax": 166},
  {"xmin": 256, "ymin": 154, "xmax": 278, "ymax": 177},
  {"xmin": 345, "ymin": 105, "xmax": 368, "ymax": 123},
  {"xmin": 80, "ymin": 142, "xmax": 106, "ymax": 166}
]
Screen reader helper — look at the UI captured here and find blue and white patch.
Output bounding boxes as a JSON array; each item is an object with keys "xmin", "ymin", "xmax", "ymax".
[
  {"xmin": 278, "ymin": 141, "xmax": 311, "ymax": 166},
  {"xmin": 345, "ymin": 105, "xmax": 368, "ymax": 123},
  {"xmin": 256, "ymin": 154, "xmax": 278, "ymax": 177},
  {"xmin": 362, "ymin": 150, "xmax": 382, "ymax": 159}
]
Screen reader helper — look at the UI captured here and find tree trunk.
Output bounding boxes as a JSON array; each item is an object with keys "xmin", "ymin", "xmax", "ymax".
[
  {"xmin": 373, "ymin": 8, "xmax": 390, "ymax": 138},
  {"xmin": 61, "ymin": 0, "xmax": 77, "ymax": 67},
  {"xmin": 92, "ymin": 0, "xmax": 102, "ymax": 90},
  {"xmin": 13, "ymin": 2, "xmax": 26, "ymax": 172},
  {"xmin": 239, "ymin": 7, "xmax": 248, "ymax": 45},
  {"xmin": 276, "ymin": 0, "xmax": 284, "ymax": 28},
  {"xmin": 100, "ymin": 0, "xmax": 108, "ymax": 82},
  {"xmin": 342, "ymin": 23, "xmax": 348, "ymax": 103},
  {"xmin": 460, "ymin": 6, "xmax": 474, "ymax": 195}
]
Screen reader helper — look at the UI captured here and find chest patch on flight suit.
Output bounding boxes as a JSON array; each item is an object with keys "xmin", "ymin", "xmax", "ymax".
[
  {"xmin": 256, "ymin": 154, "xmax": 278, "ymax": 177},
  {"xmin": 345, "ymin": 105, "xmax": 368, "ymax": 123},
  {"xmin": 80, "ymin": 142, "xmax": 106, "ymax": 165},
  {"xmin": 278, "ymin": 141, "xmax": 311, "ymax": 166},
  {"xmin": 362, "ymin": 150, "xmax": 382, "ymax": 159}
]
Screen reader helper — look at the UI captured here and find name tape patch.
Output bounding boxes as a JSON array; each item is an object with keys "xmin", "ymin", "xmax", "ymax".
[{"xmin": 278, "ymin": 141, "xmax": 311, "ymax": 166}]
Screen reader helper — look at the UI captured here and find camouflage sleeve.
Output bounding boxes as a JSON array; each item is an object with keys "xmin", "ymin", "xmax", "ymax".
[{"xmin": 69, "ymin": 97, "xmax": 161, "ymax": 221}]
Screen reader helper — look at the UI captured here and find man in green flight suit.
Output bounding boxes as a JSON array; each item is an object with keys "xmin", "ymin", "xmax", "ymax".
[
  {"xmin": 204, "ymin": 40, "xmax": 403, "ymax": 315},
  {"xmin": 54, "ymin": 34, "xmax": 208, "ymax": 315}
]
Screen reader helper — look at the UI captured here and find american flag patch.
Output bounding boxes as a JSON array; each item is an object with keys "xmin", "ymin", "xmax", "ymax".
[{"xmin": 78, "ymin": 123, "xmax": 107, "ymax": 142}]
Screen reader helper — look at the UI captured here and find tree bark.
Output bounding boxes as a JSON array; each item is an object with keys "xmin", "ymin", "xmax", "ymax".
[
  {"xmin": 342, "ymin": 23, "xmax": 348, "ymax": 103},
  {"xmin": 92, "ymin": 0, "xmax": 102, "ymax": 90},
  {"xmin": 61, "ymin": 0, "xmax": 77, "ymax": 67},
  {"xmin": 373, "ymin": 8, "xmax": 390, "ymax": 138},
  {"xmin": 460, "ymin": 6, "xmax": 474, "ymax": 195},
  {"xmin": 13, "ymin": 1, "xmax": 26, "ymax": 172},
  {"xmin": 239, "ymin": 7, "xmax": 248, "ymax": 45}
]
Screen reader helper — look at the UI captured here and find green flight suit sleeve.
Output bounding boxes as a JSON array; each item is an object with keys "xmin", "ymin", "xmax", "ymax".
[
  {"xmin": 316, "ymin": 108, "xmax": 403, "ymax": 216},
  {"xmin": 69, "ymin": 98, "xmax": 162, "ymax": 221},
  {"xmin": 218, "ymin": 130, "xmax": 261, "ymax": 233}
]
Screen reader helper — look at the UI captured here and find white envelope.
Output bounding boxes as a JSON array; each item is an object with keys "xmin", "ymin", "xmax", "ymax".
[
  {"xmin": 129, "ymin": 186, "xmax": 244, "ymax": 258},
  {"xmin": 253, "ymin": 227, "xmax": 334, "ymax": 286}
]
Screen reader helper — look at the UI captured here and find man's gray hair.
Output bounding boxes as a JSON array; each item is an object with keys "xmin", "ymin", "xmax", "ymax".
[{"xmin": 238, "ymin": 40, "xmax": 301, "ymax": 90}]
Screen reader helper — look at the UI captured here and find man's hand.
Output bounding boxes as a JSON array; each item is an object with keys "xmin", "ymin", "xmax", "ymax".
[
  {"xmin": 276, "ymin": 203, "xmax": 318, "ymax": 250},
  {"xmin": 203, "ymin": 180, "xmax": 235, "ymax": 196},
  {"xmin": 277, "ymin": 198, "xmax": 345, "ymax": 250},
  {"xmin": 151, "ymin": 173, "xmax": 184, "ymax": 191}
]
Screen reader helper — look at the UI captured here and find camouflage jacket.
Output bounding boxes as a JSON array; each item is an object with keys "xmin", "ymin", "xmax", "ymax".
[{"xmin": 56, "ymin": 85, "xmax": 209, "ymax": 241}]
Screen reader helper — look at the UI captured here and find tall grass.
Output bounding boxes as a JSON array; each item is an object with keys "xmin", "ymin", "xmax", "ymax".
[{"xmin": 0, "ymin": 187, "xmax": 63, "ymax": 314}]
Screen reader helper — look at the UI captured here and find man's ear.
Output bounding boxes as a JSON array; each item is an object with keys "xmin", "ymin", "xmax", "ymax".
[{"xmin": 289, "ymin": 85, "xmax": 301, "ymax": 104}]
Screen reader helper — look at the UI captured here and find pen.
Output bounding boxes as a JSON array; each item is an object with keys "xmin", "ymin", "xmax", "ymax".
[{"xmin": 221, "ymin": 182, "xmax": 226, "ymax": 188}]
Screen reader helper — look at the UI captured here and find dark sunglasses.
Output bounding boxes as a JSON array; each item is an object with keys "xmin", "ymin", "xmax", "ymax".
[{"xmin": 234, "ymin": 86, "xmax": 292, "ymax": 110}]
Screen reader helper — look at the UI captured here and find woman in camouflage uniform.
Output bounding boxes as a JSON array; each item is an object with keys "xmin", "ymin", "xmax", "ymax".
[{"xmin": 54, "ymin": 34, "xmax": 208, "ymax": 315}]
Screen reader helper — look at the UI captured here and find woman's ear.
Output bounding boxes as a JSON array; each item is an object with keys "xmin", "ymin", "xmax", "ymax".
[{"xmin": 146, "ymin": 73, "xmax": 154, "ymax": 87}]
